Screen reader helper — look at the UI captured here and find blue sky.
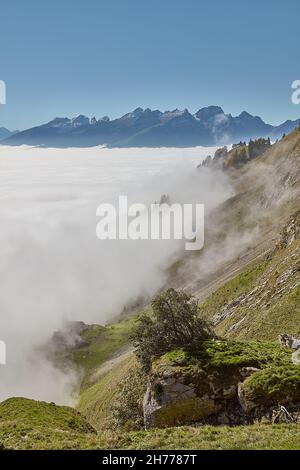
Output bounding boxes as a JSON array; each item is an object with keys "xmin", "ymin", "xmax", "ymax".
[{"xmin": 1, "ymin": 0, "xmax": 299, "ymax": 130}]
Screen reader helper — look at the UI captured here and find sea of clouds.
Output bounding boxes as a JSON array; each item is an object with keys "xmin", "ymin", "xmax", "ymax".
[{"xmin": 0, "ymin": 144, "xmax": 233, "ymax": 404}]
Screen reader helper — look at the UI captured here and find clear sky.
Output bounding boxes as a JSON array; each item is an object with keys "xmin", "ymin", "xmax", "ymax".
[{"xmin": 1, "ymin": 0, "xmax": 299, "ymax": 130}]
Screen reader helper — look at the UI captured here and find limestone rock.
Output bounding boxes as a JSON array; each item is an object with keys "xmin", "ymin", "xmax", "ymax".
[
  {"xmin": 143, "ymin": 359, "xmax": 258, "ymax": 428},
  {"xmin": 143, "ymin": 378, "xmax": 217, "ymax": 428},
  {"xmin": 237, "ymin": 382, "xmax": 256, "ymax": 412},
  {"xmin": 278, "ymin": 333, "xmax": 300, "ymax": 350}
]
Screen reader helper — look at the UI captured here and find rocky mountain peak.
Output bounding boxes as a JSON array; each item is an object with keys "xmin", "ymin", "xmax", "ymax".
[
  {"xmin": 71, "ymin": 115, "xmax": 90, "ymax": 127},
  {"xmin": 195, "ymin": 105, "xmax": 225, "ymax": 121}
]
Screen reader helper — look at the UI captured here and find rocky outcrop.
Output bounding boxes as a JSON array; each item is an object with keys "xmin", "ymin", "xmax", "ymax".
[
  {"xmin": 277, "ymin": 211, "xmax": 300, "ymax": 249},
  {"xmin": 278, "ymin": 334, "xmax": 300, "ymax": 365},
  {"xmin": 143, "ymin": 376, "xmax": 217, "ymax": 429},
  {"xmin": 143, "ymin": 363, "xmax": 254, "ymax": 428},
  {"xmin": 144, "ymin": 364, "xmax": 261, "ymax": 428},
  {"xmin": 278, "ymin": 333, "xmax": 300, "ymax": 350},
  {"xmin": 143, "ymin": 340, "xmax": 300, "ymax": 429}
]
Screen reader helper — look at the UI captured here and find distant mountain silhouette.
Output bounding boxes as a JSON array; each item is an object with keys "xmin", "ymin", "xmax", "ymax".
[
  {"xmin": 0, "ymin": 127, "xmax": 17, "ymax": 141},
  {"xmin": 2, "ymin": 106, "xmax": 299, "ymax": 148}
]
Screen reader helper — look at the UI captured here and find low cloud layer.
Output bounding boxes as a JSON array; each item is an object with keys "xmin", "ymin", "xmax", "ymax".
[{"xmin": 0, "ymin": 145, "xmax": 233, "ymax": 404}]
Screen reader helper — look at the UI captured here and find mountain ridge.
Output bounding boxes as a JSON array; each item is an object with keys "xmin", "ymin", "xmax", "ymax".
[{"xmin": 2, "ymin": 106, "xmax": 299, "ymax": 148}]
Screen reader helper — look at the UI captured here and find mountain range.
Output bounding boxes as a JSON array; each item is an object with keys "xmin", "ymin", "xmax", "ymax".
[{"xmin": 1, "ymin": 106, "xmax": 300, "ymax": 148}]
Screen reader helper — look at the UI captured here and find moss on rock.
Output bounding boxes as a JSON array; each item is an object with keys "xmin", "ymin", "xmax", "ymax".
[
  {"xmin": 144, "ymin": 339, "xmax": 299, "ymax": 428},
  {"xmin": 241, "ymin": 365, "xmax": 300, "ymax": 407}
]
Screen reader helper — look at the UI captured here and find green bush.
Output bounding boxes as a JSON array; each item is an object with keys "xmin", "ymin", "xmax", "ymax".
[{"xmin": 131, "ymin": 288, "xmax": 214, "ymax": 371}]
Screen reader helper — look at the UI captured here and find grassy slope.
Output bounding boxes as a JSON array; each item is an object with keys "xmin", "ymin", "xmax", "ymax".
[
  {"xmin": 67, "ymin": 314, "xmax": 140, "ymax": 430},
  {"xmin": 1, "ymin": 398, "xmax": 300, "ymax": 450},
  {"xmin": 197, "ymin": 129, "xmax": 300, "ymax": 338},
  {"xmin": 77, "ymin": 355, "xmax": 137, "ymax": 431},
  {"xmin": 201, "ymin": 259, "xmax": 269, "ymax": 320},
  {"xmin": 0, "ymin": 397, "xmax": 98, "ymax": 450},
  {"xmin": 109, "ymin": 424, "xmax": 300, "ymax": 450},
  {"xmin": 200, "ymin": 237, "xmax": 300, "ymax": 340},
  {"xmin": 66, "ymin": 316, "xmax": 136, "ymax": 377}
]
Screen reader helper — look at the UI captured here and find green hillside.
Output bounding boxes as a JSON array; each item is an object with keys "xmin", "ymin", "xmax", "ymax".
[{"xmin": 1, "ymin": 397, "xmax": 300, "ymax": 450}]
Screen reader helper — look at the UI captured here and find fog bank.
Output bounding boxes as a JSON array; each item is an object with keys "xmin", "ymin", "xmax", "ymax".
[{"xmin": 0, "ymin": 145, "xmax": 233, "ymax": 403}]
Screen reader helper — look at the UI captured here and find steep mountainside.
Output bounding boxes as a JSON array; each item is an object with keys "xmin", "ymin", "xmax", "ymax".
[
  {"xmin": 171, "ymin": 127, "xmax": 300, "ymax": 304},
  {"xmin": 202, "ymin": 214, "xmax": 300, "ymax": 340}
]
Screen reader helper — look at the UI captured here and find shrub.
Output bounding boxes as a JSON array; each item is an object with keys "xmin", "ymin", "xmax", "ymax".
[
  {"xmin": 109, "ymin": 361, "xmax": 147, "ymax": 430},
  {"xmin": 131, "ymin": 288, "xmax": 214, "ymax": 371}
]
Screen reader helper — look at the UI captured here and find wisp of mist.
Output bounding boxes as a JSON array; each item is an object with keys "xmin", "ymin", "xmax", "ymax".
[{"xmin": 0, "ymin": 145, "xmax": 233, "ymax": 404}]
